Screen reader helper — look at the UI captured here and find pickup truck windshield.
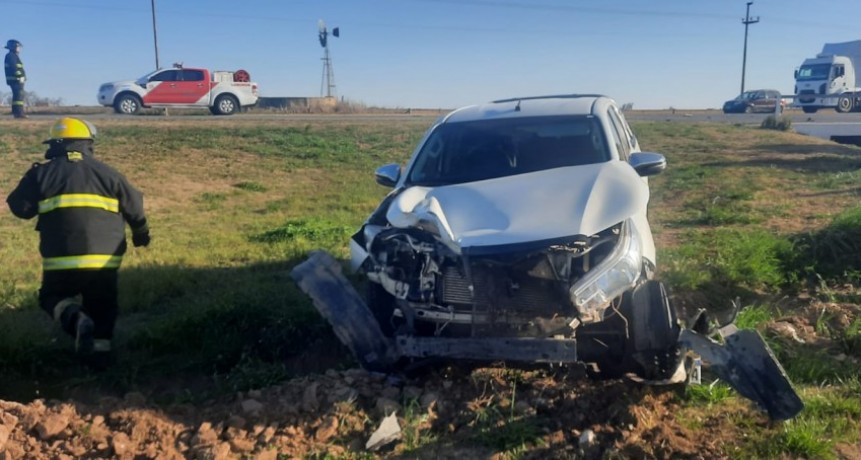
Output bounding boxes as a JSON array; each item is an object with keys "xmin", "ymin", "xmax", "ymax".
[
  {"xmin": 407, "ymin": 116, "xmax": 609, "ymax": 186},
  {"xmin": 797, "ymin": 64, "xmax": 832, "ymax": 81}
]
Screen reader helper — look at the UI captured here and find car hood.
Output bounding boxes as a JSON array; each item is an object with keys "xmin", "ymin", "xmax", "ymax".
[
  {"xmin": 386, "ymin": 161, "xmax": 649, "ymax": 250},
  {"xmin": 101, "ymin": 80, "xmax": 138, "ymax": 88}
]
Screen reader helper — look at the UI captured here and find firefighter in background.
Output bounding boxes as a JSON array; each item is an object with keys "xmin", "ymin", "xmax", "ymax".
[
  {"xmin": 4, "ymin": 39, "xmax": 26, "ymax": 119},
  {"xmin": 6, "ymin": 118, "xmax": 150, "ymax": 366}
]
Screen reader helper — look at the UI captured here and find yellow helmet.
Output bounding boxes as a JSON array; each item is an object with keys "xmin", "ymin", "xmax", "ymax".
[{"xmin": 44, "ymin": 117, "xmax": 97, "ymax": 143}]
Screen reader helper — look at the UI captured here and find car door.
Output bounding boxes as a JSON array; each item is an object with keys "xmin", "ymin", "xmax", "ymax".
[
  {"xmin": 175, "ymin": 69, "xmax": 211, "ymax": 105},
  {"xmin": 141, "ymin": 69, "xmax": 180, "ymax": 104},
  {"xmin": 753, "ymin": 90, "xmax": 775, "ymax": 112}
]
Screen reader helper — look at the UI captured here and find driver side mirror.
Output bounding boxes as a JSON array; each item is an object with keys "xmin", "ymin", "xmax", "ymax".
[
  {"xmin": 794, "ymin": 69, "xmax": 798, "ymax": 79},
  {"xmin": 629, "ymin": 152, "xmax": 666, "ymax": 177},
  {"xmin": 374, "ymin": 163, "xmax": 401, "ymax": 187}
]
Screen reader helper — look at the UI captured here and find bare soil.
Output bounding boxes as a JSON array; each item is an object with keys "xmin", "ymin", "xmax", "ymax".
[{"xmin": 1, "ymin": 291, "xmax": 859, "ymax": 459}]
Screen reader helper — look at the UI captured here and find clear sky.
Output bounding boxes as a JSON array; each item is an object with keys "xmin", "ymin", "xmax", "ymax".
[{"xmin": 2, "ymin": 0, "xmax": 861, "ymax": 110}]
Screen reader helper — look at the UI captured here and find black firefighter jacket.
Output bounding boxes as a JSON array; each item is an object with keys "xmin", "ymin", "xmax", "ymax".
[
  {"xmin": 4, "ymin": 51, "xmax": 24, "ymax": 84},
  {"xmin": 6, "ymin": 149, "xmax": 147, "ymax": 271}
]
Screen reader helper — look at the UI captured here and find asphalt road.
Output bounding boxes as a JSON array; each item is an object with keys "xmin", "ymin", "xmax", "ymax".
[{"xmin": 14, "ymin": 106, "xmax": 861, "ymax": 125}]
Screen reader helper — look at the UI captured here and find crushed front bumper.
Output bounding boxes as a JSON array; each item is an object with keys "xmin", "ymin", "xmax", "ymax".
[{"xmin": 291, "ymin": 251, "xmax": 804, "ymax": 420}]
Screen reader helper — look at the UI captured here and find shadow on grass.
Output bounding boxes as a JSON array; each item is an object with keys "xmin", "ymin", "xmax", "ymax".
[{"xmin": 0, "ymin": 255, "xmax": 358, "ymax": 404}]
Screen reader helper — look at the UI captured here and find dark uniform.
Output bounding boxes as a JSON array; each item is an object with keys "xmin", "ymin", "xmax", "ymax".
[
  {"xmin": 4, "ymin": 39, "xmax": 26, "ymax": 118},
  {"xmin": 7, "ymin": 118, "xmax": 149, "ymax": 358}
]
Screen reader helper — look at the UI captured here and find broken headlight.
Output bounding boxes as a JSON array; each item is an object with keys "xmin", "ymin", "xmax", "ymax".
[{"xmin": 569, "ymin": 220, "xmax": 642, "ymax": 323}]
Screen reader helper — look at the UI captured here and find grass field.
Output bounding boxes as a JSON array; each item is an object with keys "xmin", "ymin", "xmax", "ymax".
[{"xmin": 0, "ymin": 114, "xmax": 860, "ymax": 457}]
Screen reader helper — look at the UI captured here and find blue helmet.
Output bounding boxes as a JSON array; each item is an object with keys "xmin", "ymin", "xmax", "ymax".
[{"xmin": 5, "ymin": 39, "xmax": 21, "ymax": 50}]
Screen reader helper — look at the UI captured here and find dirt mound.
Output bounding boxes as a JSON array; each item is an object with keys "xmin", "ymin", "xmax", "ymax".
[
  {"xmin": 0, "ymin": 363, "xmax": 746, "ymax": 459},
  {"xmin": 2, "ymin": 292, "xmax": 858, "ymax": 459}
]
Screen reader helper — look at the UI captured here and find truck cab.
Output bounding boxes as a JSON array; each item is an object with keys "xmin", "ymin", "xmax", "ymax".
[{"xmin": 794, "ymin": 41, "xmax": 861, "ymax": 113}]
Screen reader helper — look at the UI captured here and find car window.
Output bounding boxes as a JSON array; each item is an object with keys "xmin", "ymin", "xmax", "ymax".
[
  {"xmin": 181, "ymin": 69, "xmax": 205, "ymax": 82},
  {"xmin": 407, "ymin": 116, "xmax": 609, "ymax": 186},
  {"xmin": 606, "ymin": 109, "xmax": 631, "ymax": 160},
  {"xmin": 149, "ymin": 70, "xmax": 179, "ymax": 82}
]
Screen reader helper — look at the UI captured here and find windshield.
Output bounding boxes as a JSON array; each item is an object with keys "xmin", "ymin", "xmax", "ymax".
[
  {"xmin": 735, "ymin": 91, "xmax": 755, "ymax": 101},
  {"xmin": 797, "ymin": 64, "xmax": 832, "ymax": 81},
  {"xmin": 407, "ymin": 116, "xmax": 609, "ymax": 186}
]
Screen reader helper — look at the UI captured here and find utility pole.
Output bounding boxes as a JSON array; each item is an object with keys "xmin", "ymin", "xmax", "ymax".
[
  {"xmin": 740, "ymin": 1, "xmax": 759, "ymax": 94},
  {"xmin": 151, "ymin": 0, "xmax": 161, "ymax": 69}
]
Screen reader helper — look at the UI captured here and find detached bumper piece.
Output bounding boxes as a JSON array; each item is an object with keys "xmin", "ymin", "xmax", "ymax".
[
  {"xmin": 679, "ymin": 327, "xmax": 804, "ymax": 421},
  {"xmin": 291, "ymin": 251, "xmax": 804, "ymax": 420}
]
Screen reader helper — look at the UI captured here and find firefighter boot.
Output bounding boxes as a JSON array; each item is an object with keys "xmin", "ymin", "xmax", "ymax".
[
  {"xmin": 75, "ymin": 313, "xmax": 95, "ymax": 355},
  {"xmin": 53, "ymin": 298, "xmax": 94, "ymax": 354},
  {"xmin": 87, "ymin": 339, "xmax": 114, "ymax": 371}
]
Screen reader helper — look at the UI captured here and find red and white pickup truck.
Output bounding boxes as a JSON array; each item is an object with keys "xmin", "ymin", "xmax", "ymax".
[{"xmin": 97, "ymin": 65, "xmax": 259, "ymax": 115}]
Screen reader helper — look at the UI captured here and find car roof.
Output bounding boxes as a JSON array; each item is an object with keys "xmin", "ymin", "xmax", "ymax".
[{"xmin": 442, "ymin": 94, "xmax": 612, "ymax": 124}]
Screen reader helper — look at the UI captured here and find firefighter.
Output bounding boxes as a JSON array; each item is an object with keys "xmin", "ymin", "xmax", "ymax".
[
  {"xmin": 6, "ymin": 118, "xmax": 150, "ymax": 366},
  {"xmin": 4, "ymin": 39, "xmax": 26, "ymax": 118}
]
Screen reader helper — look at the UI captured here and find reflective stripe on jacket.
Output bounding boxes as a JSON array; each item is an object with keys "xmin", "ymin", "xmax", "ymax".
[{"xmin": 43, "ymin": 254, "xmax": 123, "ymax": 271}]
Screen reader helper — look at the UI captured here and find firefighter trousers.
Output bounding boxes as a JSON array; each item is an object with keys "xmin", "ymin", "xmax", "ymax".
[
  {"xmin": 39, "ymin": 269, "xmax": 119, "ymax": 341},
  {"xmin": 8, "ymin": 81, "xmax": 24, "ymax": 117}
]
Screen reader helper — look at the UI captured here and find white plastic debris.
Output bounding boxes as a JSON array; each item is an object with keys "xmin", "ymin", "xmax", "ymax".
[
  {"xmin": 365, "ymin": 412, "xmax": 401, "ymax": 451},
  {"xmin": 690, "ymin": 357, "xmax": 702, "ymax": 385},
  {"xmin": 579, "ymin": 428, "xmax": 596, "ymax": 448}
]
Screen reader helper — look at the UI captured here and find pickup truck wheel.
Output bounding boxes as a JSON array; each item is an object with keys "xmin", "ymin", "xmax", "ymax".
[
  {"xmin": 114, "ymin": 94, "xmax": 142, "ymax": 115},
  {"xmin": 213, "ymin": 94, "xmax": 239, "ymax": 115},
  {"xmin": 367, "ymin": 282, "xmax": 398, "ymax": 337},
  {"xmin": 589, "ymin": 281, "xmax": 682, "ymax": 381},
  {"xmin": 837, "ymin": 94, "xmax": 854, "ymax": 113}
]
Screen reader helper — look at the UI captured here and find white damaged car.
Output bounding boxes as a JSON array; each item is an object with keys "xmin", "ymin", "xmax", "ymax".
[{"xmin": 292, "ymin": 94, "xmax": 803, "ymax": 420}]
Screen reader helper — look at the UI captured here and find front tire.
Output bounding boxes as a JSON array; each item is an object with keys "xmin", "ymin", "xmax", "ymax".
[
  {"xmin": 113, "ymin": 93, "xmax": 142, "ymax": 115},
  {"xmin": 837, "ymin": 94, "xmax": 855, "ymax": 113},
  {"xmin": 367, "ymin": 282, "xmax": 398, "ymax": 337},
  {"xmin": 589, "ymin": 281, "xmax": 682, "ymax": 381},
  {"xmin": 213, "ymin": 94, "xmax": 239, "ymax": 115}
]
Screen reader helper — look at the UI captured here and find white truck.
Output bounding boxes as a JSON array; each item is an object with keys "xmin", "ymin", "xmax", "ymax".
[
  {"xmin": 98, "ymin": 65, "xmax": 259, "ymax": 115},
  {"xmin": 794, "ymin": 40, "xmax": 861, "ymax": 113}
]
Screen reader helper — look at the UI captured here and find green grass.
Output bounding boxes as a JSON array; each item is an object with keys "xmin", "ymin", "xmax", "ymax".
[{"xmin": 1, "ymin": 117, "xmax": 861, "ymax": 457}]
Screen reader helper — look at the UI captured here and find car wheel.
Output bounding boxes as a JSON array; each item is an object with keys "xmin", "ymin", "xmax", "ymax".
[
  {"xmin": 113, "ymin": 93, "xmax": 142, "ymax": 115},
  {"xmin": 213, "ymin": 94, "xmax": 239, "ymax": 115},
  {"xmin": 837, "ymin": 94, "xmax": 854, "ymax": 113},
  {"xmin": 744, "ymin": 105, "xmax": 752, "ymax": 114},
  {"xmin": 587, "ymin": 281, "xmax": 681, "ymax": 380},
  {"xmin": 623, "ymin": 280, "xmax": 683, "ymax": 381},
  {"xmin": 367, "ymin": 282, "xmax": 398, "ymax": 337},
  {"xmin": 802, "ymin": 106, "xmax": 818, "ymax": 114}
]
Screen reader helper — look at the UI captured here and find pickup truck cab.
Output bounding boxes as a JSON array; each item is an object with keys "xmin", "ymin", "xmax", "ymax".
[{"xmin": 98, "ymin": 66, "xmax": 259, "ymax": 115}]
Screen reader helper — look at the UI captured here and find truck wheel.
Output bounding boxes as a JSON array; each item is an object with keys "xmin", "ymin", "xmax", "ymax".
[
  {"xmin": 837, "ymin": 94, "xmax": 854, "ymax": 113},
  {"xmin": 802, "ymin": 106, "xmax": 818, "ymax": 114},
  {"xmin": 213, "ymin": 94, "xmax": 239, "ymax": 115},
  {"xmin": 113, "ymin": 93, "xmax": 142, "ymax": 115}
]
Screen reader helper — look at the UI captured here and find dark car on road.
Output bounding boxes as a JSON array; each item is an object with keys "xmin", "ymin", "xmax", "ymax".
[{"xmin": 722, "ymin": 89, "xmax": 785, "ymax": 114}]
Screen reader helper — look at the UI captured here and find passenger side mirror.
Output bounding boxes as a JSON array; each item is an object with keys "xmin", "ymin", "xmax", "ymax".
[
  {"xmin": 374, "ymin": 163, "xmax": 401, "ymax": 187},
  {"xmin": 629, "ymin": 152, "xmax": 666, "ymax": 177}
]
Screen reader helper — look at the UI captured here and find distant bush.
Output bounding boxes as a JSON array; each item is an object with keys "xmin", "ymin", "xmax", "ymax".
[{"xmin": 760, "ymin": 115, "xmax": 792, "ymax": 131}]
